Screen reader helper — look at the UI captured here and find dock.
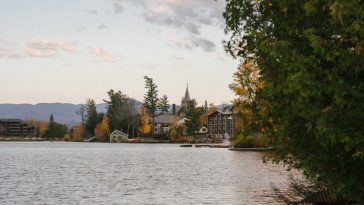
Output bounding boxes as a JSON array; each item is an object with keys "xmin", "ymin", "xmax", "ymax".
[
  {"xmin": 180, "ymin": 144, "xmax": 193, "ymax": 147},
  {"xmin": 180, "ymin": 144, "xmax": 231, "ymax": 148},
  {"xmin": 228, "ymin": 147, "xmax": 274, "ymax": 151}
]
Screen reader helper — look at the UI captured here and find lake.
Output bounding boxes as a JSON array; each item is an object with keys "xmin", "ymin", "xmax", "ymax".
[{"xmin": 0, "ymin": 142, "xmax": 297, "ymax": 204}]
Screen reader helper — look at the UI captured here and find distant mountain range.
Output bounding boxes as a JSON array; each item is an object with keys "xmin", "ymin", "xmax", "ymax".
[
  {"xmin": 0, "ymin": 101, "xmax": 229, "ymax": 125},
  {"xmin": 0, "ymin": 103, "xmax": 108, "ymax": 125}
]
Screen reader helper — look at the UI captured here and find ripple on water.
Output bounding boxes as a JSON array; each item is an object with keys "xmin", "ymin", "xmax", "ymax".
[{"xmin": 0, "ymin": 142, "xmax": 300, "ymax": 205}]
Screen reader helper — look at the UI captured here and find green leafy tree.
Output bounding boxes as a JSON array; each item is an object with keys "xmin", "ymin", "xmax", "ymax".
[
  {"xmin": 85, "ymin": 99, "xmax": 101, "ymax": 136},
  {"xmin": 105, "ymin": 89, "xmax": 138, "ymax": 134},
  {"xmin": 158, "ymin": 94, "xmax": 170, "ymax": 114},
  {"xmin": 224, "ymin": 0, "xmax": 364, "ymax": 202},
  {"xmin": 185, "ymin": 99, "xmax": 203, "ymax": 135},
  {"xmin": 143, "ymin": 76, "xmax": 159, "ymax": 133}
]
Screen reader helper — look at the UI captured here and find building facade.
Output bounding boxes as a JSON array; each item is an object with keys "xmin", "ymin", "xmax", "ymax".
[
  {"xmin": 0, "ymin": 119, "xmax": 36, "ymax": 137},
  {"xmin": 207, "ymin": 111, "xmax": 234, "ymax": 139}
]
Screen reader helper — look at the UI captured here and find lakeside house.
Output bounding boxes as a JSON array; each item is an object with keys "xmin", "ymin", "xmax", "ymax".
[
  {"xmin": 207, "ymin": 110, "xmax": 234, "ymax": 139},
  {"xmin": 152, "ymin": 84, "xmax": 192, "ymax": 134},
  {"xmin": 0, "ymin": 119, "xmax": 36, "ymax": 137},
  {"xmin": 110, "ymin": 130, "xmax": 129, "ymax": 142}
]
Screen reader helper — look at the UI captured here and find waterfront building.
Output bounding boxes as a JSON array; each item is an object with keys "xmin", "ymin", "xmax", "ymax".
[
  {"xmin": 110, "ymin": 130, "xmax": 129, "ymax": 142},
  {"xmin": 152, "ymin": 114, "xmax": 180, "ymax": 134},
  {"xmin": 152, "ymin": 84, "xmax": 192, "ymax": 134},
  {"xmin": 207, "ymin": 111, "xmax": 234, "ymax": 139},
  {"xmin": 0, "ymin": 119, "xmax": 36, "ymax": 137}
]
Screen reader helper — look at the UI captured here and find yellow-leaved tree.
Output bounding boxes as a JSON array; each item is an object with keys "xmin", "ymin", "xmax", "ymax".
[
  {"xmin": 94, "ymin": 115, "xmax": 110, "ymax": 142},
  {"xmin": 139, "ymin": 106, "xmax": 151, "ymax": 134},
  {"xmin": 229, "ymin": 59, "xmax": 264, "ymax": 137},
  {"xmin": 72, "ymin": 124, "xmax": 85, "ymax": 142}
]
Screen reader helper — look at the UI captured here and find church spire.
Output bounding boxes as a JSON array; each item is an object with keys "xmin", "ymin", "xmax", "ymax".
[{"xmin": 184, "ymin": 82, "xmax": 190, "ymax": 102}]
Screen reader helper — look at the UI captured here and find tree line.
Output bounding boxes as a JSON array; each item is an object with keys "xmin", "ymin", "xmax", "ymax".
[{"xmin": 224, "ymin": 0, "xmax": 364, "ymax": 203}]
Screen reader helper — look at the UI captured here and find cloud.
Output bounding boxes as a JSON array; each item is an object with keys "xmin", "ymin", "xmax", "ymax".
[
  {"xmin": 25, "ymin": 38, "xmax": 77, "ymax": 58},
  {"xmin": 113, "ymin": 0, "xmax": 124, "ymax": 14},
  {"xmin": 170, "ymin": 36, "xmax": 216, "ymax": 52},
  {"xmin": 0, "ymin": 49, "xmax": 25, "ymax": 59},
  {"xmin": 112, "ymin": 0, "xmax": 225, "ymax": 35},
  {"xmin": 190, "ymin": 37, "xmax": 216, "ymax": 52},
  {"xmin": 89, "ymin": 47, "xmax": 115, "ymax": 62},
  {"xmin": 98, "ymin": 23, "xmax": 108, "ymax": 29},
  {"xmin": 85, "ymin": 9, "xmax": 98, "ymax": 15}
]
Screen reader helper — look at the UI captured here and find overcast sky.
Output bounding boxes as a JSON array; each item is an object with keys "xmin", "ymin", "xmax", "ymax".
[{"xmin": 0, "ymin": 0, "xmax": 238, "ymax": 105}]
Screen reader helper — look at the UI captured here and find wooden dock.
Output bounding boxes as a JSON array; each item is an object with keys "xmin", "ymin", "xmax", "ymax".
[
  {"xmin": 180, "ymin": 144, "xmax": 231, "ymax": 148},
  {"xmin": 228, "ymin": 147, "xmax": 273, "ymax": 151},
  {"xmin": 180, "ymin": 144, "xmax": 193, "ymax": 147}
]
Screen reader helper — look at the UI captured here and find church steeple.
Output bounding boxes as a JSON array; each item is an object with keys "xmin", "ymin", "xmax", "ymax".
[
  {"xmin": 181, "ymin": 82, "xmax": 191, "ymax": 106},
  {"xmin": 184, "ymin": 83, "xmax": 190, "ymax": 102}
]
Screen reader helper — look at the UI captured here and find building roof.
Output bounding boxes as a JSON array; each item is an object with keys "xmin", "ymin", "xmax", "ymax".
[
  {"xmin": 206, "ymin": 110, "xmax": 232, "ymax": 117},
  {"xmin": 154, "ymin": 114, "xmax": 180, "ymax": 124},
  {"xmin": 110, "ymin": 130, "xmax": 128, "ymax": 137},
  {"xmin": 0, "ymin": 119, "xmax": 23, "ymax": 122}
]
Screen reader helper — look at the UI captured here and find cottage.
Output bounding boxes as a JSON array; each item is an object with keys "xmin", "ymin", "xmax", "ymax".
[
  {"xmin": 152, "ymin": 114, "xmax": 180, "ymax": 134},
  {"xmin": 109, "ymin": 130, "xmax": 129, "ymax": 142}
]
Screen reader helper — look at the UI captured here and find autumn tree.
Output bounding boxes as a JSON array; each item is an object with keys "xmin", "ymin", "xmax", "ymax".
[
  {"xmin": 94, "ymin": 115, "xmax": 110, "ymax": 142},
  {"xmin": 72, "ymin": 124, "xmax": 85, "ymax": 142},
  {"xmin": 200, "ymin": 103, "xmax": 218, "ymax": 125},
  {"xmin": 37, "ymin": 120, "xmax": 48, "ymax": 138},
  {"xmin": 224, "ymin": 0, "xmax": 364, "ymax": 202},
  {"xmin": 229, "ymin": 60, "xmax": 263, "ymax": 136},
  {"xmin": 139, "ymin": 106, "xmax": 151, "ymax": 134},
  {"xmin": 158, "ymin": 94, "xmax": 170, "ymax": 114},
  {"xmin": 143, "ymin": 76, "xmax": 159, "ymax": 133}
]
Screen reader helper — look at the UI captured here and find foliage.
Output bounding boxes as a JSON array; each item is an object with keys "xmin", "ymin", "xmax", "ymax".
[
  {"xmin": 232, "ymin": 133, "xmax": 267, "ymax": 148},
  {"xmin": 224, "ymin": 0, "xmax": 364, "ymax": 202},
  {"xmin": 158, "ymin": 94, "xmax": 170, "ymax": 114},
  {"xmin": 63, "ymin": 134, "xmax": 71, "ymax": 141},
  {"xmin": 168, "ymin": 127, "xmax": 178, "ymax": 142},
  {"xmin": 94, "ymin": 115, "xmax": 110, "ymax": 142},
  {"xmin": 185, "ymin": 99, "xmax": 203, "ymax": 135},
  {"xmin": 105, "ymin": 89, "xmax": 138, "ymax": 134},
  {"xmin": 143, "ymin": 76, "xmax": 159, "ymax": 133},
  {"xmin": 85, "ymin": 99, "xmax": 102, "ymax": 136},
  {"xmin": 25, "ymin": 118, "xmax": 48, "ymax": 138},
  {"xmin": 230, "ymin": 60, "xmax": 263, "ymax": 137},
  {"xmin": 44, "ymin": 115, "xmax": 68, "ymax": 138},
  {"xmin": 72, "ymin": 124, "xmax": 85, "ymax": 142},
  {"xmin": 139, "ymin": 106, "xmax": 151, "ymax": 134},
  {"xmin": 200, "ymin": 103, "xmax": 217, "ymax": 125}
]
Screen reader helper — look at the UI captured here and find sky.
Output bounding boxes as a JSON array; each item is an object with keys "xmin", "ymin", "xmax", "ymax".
[{"xmin": 0, "ymin": 0, "xmax": 238, "ymax": 106}]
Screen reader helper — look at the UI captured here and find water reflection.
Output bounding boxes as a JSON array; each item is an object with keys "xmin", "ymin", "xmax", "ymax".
[{"xmin": 0, "ymin": 142, "xmax": 298, "ymax": 204}]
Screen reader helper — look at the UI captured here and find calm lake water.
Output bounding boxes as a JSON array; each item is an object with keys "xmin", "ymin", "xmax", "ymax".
[{"xmin": 0, "ymin": 142, "xmax": 297, "ymax": 205}]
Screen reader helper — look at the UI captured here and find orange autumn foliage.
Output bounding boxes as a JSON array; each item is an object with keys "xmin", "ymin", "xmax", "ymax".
[{"xmin": 94, "ymin": 116, "xmax": 110, "ymax": 141}]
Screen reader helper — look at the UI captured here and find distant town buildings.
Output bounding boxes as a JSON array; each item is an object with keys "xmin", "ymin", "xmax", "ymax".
[
  {"xmin": 152, "ymin": 84, "xmax": 193, "ymax": 134},
  {"xmin": 0, "ymin": 119, "xmax": 36, "ymax": 137},
  {"xmin": 151, "ymin": 84, "xmax": 235, "ymax": 139}
]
